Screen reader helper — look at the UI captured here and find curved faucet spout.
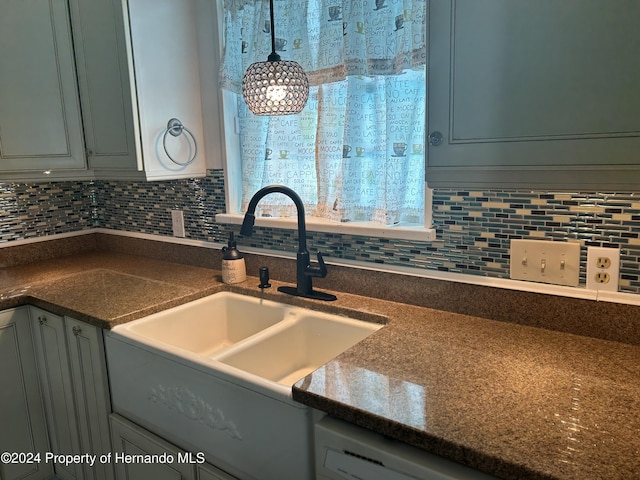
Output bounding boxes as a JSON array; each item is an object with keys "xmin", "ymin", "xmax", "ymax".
[
  {"xmin": 240, "ymin": 185, "xmax": 336, "ymax": 301},
  {"xmin": 240, "ymin": 185, "xmax": 307, "ymax": 252}
]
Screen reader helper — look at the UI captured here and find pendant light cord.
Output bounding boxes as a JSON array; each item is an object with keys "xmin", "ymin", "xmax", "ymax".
[{"xmin": 267, "ymin": 0, "xmax": 280, "ymax": 61}]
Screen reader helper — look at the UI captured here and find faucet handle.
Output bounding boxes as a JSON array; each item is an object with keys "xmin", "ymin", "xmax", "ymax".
[
  {"xmin": 316, "ymin": 252, "xmax": 328, "ymax": 277},
  {"xmin": 305, "ymin": 251, "xmax": 328, "ymax": 278}
]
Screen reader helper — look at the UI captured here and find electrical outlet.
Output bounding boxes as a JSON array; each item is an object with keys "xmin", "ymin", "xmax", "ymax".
[
  {"xmin": 510, "ymin": 240, "xmax": 580, "ymax": 286},
  {"xmin": 171, "ymin": 209, "xmax": 185, "ymax": 237},
  {"xmin": 586, "ymin": 246, "xmax": 619, "ymax": 292}
]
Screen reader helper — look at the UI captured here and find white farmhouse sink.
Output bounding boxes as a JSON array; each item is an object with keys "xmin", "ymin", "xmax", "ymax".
[
  {"xmin": 217, "ymin": 313, "xmax": 381, "ymax": 386},
  {"xmin": 112, "ymin": 291, "xmax": 381, "ymax": 388},
  {"xmin": 119, "ymin": 291, "xmax": 288, "ymax": 356},
  {"xmin": 104, "ymin": 290, "xmax": 383, "ymax": 480}
]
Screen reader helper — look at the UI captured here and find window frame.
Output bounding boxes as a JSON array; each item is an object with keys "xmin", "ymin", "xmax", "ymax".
[{"xmin": 214, "ymin": 1, "xmax": 435, "ymax": 242}]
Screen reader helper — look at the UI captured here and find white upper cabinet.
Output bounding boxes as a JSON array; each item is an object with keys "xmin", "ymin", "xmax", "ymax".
[
  {"xmin": 72, "ymin": 0, "xmax": 210, "ymax": 180},
  {"xmin": 120, "ymin": 0, "xmax": 208, "ymax": 180},
  {"xmin": 0, "ymin": 0, "xmax": 86, "ymax": 179},
  {"xmin": 0, "ymin": 0, "xmax": 213, "ymax": 181},
  {"xmin": 69, "ymin": 0, "xmax": 138, "ymax": 176},
  {"xmin": 426, "ymin": 0, "xmax": 640, "ymax": 190}
]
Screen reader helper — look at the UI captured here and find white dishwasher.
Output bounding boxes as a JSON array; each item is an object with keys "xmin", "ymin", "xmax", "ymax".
[{"xmin": 315, "ymin": 416, "xmax": 499, "ymax": 480}]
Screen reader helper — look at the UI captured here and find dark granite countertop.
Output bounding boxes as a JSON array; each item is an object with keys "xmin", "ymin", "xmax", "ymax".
[{"xmin": 1, "ymin": 251, "xmax": 639, "ymax": 480}]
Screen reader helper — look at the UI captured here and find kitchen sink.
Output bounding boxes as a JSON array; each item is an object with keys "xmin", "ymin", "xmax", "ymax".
[
  {"xmin": 217, "ymin": 313, "xmax": 381, "ymax": 386},
  {"xmin": 104, "ymin": 290, "xmax": 383, "ymax": 480},
  {"xmin": 118, "ymin": 291, "xmax": 287, "ymax": 356},
  {"xmin": 111, "ymin": 291, "xmax": 382, "ymax": 387}
]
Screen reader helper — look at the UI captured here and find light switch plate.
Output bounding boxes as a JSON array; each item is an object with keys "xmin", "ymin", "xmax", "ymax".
[
  {"xmin": 510, "ymin": 240, "xmax": 580, "ymax": 286},
  {"xmin": 171, "ymin": 209, "xmax": 185, "ymax": 237}
]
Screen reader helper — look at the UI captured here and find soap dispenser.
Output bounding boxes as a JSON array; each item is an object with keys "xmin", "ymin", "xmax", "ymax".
[{"xmin": 221, "ymin": 232, "xmax": 246, "ymax": 284}]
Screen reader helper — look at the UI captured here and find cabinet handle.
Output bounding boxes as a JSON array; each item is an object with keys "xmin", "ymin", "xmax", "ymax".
[
  {"xmin": 38, "ymin": 316, "xmax": 47, "ymax": 325},
  {"xmin": 428, "ymin": 131, "xmax": 443, "ymax": 146},
  {"xmin": 72, "ymin": 326, "xmax": 82, "ymax": 336}
]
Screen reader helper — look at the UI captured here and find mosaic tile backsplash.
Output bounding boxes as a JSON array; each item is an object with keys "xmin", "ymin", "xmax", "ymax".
[
  {"xmin": 0, "ymin": 182, "xmax": 97, "ymax": 241},
  {"xmin": 1, "ymin": 170, "xmax": 639, "ymax": 293}
]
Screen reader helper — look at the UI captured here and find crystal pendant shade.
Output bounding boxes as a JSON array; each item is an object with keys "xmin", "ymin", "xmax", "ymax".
[{"xmin": 242, "ymin": 59, "xmax": 310, "ymax": 115}]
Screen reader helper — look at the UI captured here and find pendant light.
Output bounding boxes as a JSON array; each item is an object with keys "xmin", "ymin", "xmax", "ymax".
[{"xmin": 242, "ymin": 0, "xmax": 309, "ymax": 115}]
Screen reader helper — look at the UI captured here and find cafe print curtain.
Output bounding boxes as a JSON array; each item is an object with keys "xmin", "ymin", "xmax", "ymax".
[{"xmin": 220, "ymin": 0, "xmax": 427, "ymax": 225}]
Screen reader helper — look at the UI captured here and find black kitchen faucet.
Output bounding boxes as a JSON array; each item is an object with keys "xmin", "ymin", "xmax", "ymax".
[{"xmin": 240, "ymin": 185, "xmax": 337, "ymax": 301}]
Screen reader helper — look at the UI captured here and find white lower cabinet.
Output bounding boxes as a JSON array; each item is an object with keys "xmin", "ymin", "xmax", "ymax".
[
  {"xmin": 0, "ymin": 307, "xmax": 54, "ymax": 480},
  {"xmin": 65, "ymin": 317, "xmax": 115, "ymax": 480},
  {"xmin": 30, "ymin": 306, "xmax": 114, "ymax": 480},
  {"xmin": 109, "ymin": 414, "xmax": 237, "ymax": 480},
  {"xmin": 196, "ymin": 462, "xmax": 236, "ymax": 480},
  {"xmin": 31, "ymin": 308, "xmax": 82, "ymax": 480}
]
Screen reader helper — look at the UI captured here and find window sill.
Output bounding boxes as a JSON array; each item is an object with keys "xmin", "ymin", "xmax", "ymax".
[{"xmin": 215, "ymin": 214, "xmax": 436, "ymax": 241}]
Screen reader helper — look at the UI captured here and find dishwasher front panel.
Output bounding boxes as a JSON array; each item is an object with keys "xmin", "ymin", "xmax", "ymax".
[{"xmin": 315, "ymin": 416, "xmax": 498, "ymax": 480}]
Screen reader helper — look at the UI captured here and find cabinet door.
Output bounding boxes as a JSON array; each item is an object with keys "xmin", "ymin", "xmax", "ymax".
[
  {"xmin": 0, "ymin": 307, "xmax": 54, "ymax": 480},
  {"xmin": 426, "ymin": 0, "xmax": 640, "ymax": 190},
  {"xmin": 0, "ymin": 0, "xmax": 86, "ymax": 174},
  {"xmin": 196, "ymin": 462, "xmax": 238, "ymax": 480},
  {"xmin": 68, "ymin": 0, "xmax": 137, "ymax": 176},
  {"xmin": 109, "ymin": 414, "xmax": 195, "ymax": 480},
  {"xmin": 66, "ymin": 317, "xmax": 114, "ymax": 480},
  {"xmin": 30, "ymin": 307, "xmax": 82, "ymax": 480},
  {"xmin": 122, "ymin": 0, "xmax": 207, "ymax": 180}
]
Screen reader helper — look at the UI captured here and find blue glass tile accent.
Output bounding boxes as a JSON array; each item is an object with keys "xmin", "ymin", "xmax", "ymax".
[{"xmin": 1, "ymin": 171, "xmax": 640, "ymax": 293}]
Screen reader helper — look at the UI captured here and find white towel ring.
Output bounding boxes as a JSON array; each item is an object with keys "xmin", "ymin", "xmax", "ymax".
[{"xmin": 163, "ymin": 118, "xmax": 198, "ymax": 166}]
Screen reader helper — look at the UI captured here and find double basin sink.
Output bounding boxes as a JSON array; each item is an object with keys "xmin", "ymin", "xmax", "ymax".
[
  {"xmin": 105, "ymin": 290, "xmax": 384, "ymax": 479},
  {"xmin": 109, "ymin": 290, "xmax": 383, "ymax": 395}
]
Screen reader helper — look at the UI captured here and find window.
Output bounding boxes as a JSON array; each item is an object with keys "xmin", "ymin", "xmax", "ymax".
[{"xmin": 217, "ymin": 0, "xmax": 433, "ymax": 240}]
